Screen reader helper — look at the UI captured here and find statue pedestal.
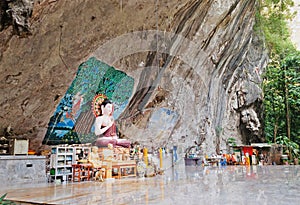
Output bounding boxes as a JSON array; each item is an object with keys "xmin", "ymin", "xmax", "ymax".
[
  {"xmin": 103, "ymin": 160, "xmax": 113, "ymax": 178},
  {"xmin": 111, "ymin": 160, "xmax": 137, "ymax": 179}
]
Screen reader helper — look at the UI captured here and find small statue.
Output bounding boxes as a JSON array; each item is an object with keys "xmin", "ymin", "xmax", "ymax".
[
  {"xmin": 88, "ymin": 146, "xmax": 105, "ymax": 181},
  {"xmin": 102, "ymin": 143, "xmax": 114, "ymax": 178},
  {"xmin": 245, "ymin": 152, "xmax": 250, "ymax": 166}
]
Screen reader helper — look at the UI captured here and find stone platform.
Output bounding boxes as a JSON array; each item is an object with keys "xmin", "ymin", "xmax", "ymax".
[{"xmin": 0, "ymin": 155, "xmax": 47, "ymax": 185}]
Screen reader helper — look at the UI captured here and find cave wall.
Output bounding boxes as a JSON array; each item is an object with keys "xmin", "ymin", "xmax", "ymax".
[{"xmin": 0, "ymin": 0, "xmax": 267, "ymax": 154}]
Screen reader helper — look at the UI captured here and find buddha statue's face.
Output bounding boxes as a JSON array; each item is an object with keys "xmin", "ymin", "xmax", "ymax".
[{"xmin": 101, "ymin": 103, "xmax": 113, "ymax": 116}]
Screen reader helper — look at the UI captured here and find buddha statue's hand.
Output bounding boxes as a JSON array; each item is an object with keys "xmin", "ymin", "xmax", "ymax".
[{"xmin": 108, "ymin": 120, "xmax": 114, "ymax": 127}]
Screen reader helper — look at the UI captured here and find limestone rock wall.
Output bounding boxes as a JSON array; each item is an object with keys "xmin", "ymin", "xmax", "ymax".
[{"xmin": 0, "ymin": 0, "xmax": 267, "ymax": 155}]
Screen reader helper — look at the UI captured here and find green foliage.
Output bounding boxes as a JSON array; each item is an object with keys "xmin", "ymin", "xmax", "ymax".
[
  {"xmin": 77, "ymin": 132, "xmax": 97, "ymax": 144},
  {"xmin": 262, "ymin": 59, "xmax": 285, "ymax": 142},
  {"xmin": 276, "ymin": 135, "xmax": 300, "ymax": 158},
  {"xmin": 227, "ymin": 137, "xmax": 237, "ymax": 146},
  {"xmin": 263, "ymin": 52, "xmax": 300, "ymax": 152},
  {"xmin": 96, "ymin": 66, "xmax": 134, "ymax": 106},
  {"xmin": 0, "ymin": 193, "xmax": 15, "ymax": 205},
  {"xmin": 255, "ymin": 0, "xmax": 297, "ymax": 57},
  {"xmin": 70, "ymin": 57, "xmax": 109, "ymax": 112},
  {"xmin": 257, "ymin": 1, "xmax": 300, "ymax": 156},
  {"xmin": 281, "ymin": 54, "xmax": 300, "ymax": 145}
]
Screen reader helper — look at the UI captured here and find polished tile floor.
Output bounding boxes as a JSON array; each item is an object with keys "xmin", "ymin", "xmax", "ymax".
[{"xmin": 1, "ymin": 162, "xmax": 300, "ymax": 205}]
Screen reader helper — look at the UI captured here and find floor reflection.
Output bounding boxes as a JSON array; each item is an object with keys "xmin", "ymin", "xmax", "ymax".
[{"xmin": 1, "ymin": 164, "xmax": 300, "ymax": 204}]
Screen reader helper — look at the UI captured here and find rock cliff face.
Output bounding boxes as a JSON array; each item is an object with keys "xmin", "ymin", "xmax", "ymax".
[{"xmin": 0, "ymin": 0, "xmax": 267, "ymax": 154}]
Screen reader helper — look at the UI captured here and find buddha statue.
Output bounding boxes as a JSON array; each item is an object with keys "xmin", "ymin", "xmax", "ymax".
[{"xmin": 94, "ymin": 99, "xmax": 131, "ymax": 148}]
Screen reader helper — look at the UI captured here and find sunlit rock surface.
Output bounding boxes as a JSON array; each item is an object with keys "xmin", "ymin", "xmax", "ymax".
[
  {"xmin": 289, "ymin": 0, "xmax": 300, "ymax": 50},
  {"xmin": 0, "ymin": 0, "xmax": 268, "ymax": 154}
]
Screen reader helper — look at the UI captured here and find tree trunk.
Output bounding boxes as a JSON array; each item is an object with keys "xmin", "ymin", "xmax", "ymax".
[
  {"xmin": 274, "ymin": 118, "xmax": 278, "ymax": 143},
  {"xmin": 283, "ymin": 67, "xmax": 292, "ymax": 160},
  {"xmin": 74, "ymin": 109, "xmax": 95, "ymax": 135}
]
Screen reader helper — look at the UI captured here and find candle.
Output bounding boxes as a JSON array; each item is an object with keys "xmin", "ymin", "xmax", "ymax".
[
  {"xmin": 159, "ymin": 148, "xmax": 163, "ymax": 169},
  {"xmin": 143, "ymin": 147, "xmax": 148, "ymax": 167}
]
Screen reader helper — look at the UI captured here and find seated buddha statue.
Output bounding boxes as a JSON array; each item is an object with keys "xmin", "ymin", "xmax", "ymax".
[{"xmin": 94, "ymin": 99, "xmax": 131, "ymax": 148}]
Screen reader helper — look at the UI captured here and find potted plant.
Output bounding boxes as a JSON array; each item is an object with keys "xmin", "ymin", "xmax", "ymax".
[{"xmin": 0, "ymin": 193, "xmax": 15, "ymax": 205}]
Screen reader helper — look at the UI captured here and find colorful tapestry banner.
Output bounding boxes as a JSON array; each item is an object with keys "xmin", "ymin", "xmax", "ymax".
[{"xmin": 42, "ymin": 57, "xmax": 134, "ymax": 145}]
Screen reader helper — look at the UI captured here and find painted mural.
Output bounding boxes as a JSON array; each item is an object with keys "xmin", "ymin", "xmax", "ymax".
[{"xmin": 42, "ymin": 57, "xmax": 134, "ymax": 145}]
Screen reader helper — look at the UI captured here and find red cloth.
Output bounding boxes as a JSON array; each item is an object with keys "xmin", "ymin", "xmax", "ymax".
[
  {"xmin": 242, "ymin": 146, "xmax": 253, "ymax": 155},
  {"xmin": 95, "ymin": 138, "xmax": 131, "ymax": 148},
  {"xmin": 102, "ymin": 122, "xmax": 117, "ymax": 137}
]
